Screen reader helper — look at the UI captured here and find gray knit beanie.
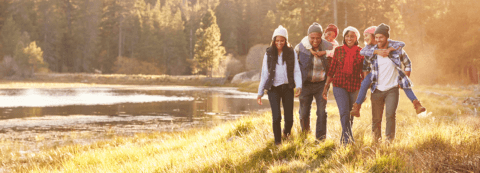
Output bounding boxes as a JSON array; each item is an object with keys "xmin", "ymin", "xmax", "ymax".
[
  {"xmin": 374, "ymin": 23, "xmax": 390, "ymax": 38},
  {"xmin": 308, "ymin": 22, "xmax": 323, "ymax": 35}
]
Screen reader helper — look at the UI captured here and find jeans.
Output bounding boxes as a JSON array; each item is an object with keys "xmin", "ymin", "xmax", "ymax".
[
  {"xmin": 333, "ymin": 87, "xmax": 359, "ymax": 145},
  {"xmin": 356, "ymin": 73, "xmax": 418, "ymax": 105},
  {"xmin": 299, "ymin": 80, "xmax": 327, "ymax": 140},
  {"xmin": 267, "ymin": 84, "xmax": 294, "ymax": 144},
  {"xmin": 403, "ymin": 89, "xmax": 417, "ymax": 102},
  {"xmin": 371, "ymin": 87, "xmax": 399, "ymax": 142}
]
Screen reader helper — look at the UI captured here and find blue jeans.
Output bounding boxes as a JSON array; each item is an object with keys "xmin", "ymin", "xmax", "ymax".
[
  {"xmin": 267, "ymin": 84, "xmax": 294, "ymax": 144},
  {"xmin": 371, "ymin": 87, "xmax": 399, "ymax": 142},
  {"xmin": 299, "ymin": 80, "xmax": 327, "ymax": 140},
  {"xmin": 333, "ymin": 87, "xmax": 358, "ymax": 145},
  {"xmin": 355, "ymin": 73, "xmax": 418, "ymax": 105}
]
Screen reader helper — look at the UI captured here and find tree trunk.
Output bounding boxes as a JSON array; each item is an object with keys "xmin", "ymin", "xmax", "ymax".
[
  {"xmin": 190, "ymin": 28, "xmax": 193, "ymax": 59},
  {"xmin": 300, "ymin": 0, "xmax": 306, "ymax": 36},
  {"xmin": 118, "ymin": 20, "xmax": 122, "ymax": 58},
  {"xmin": 333, "ymin": 0, "xmax": 337, "ymax": 25},
  {"xmin": 344, "ymin": 0, "xmax": 347, "ymax": 26}
]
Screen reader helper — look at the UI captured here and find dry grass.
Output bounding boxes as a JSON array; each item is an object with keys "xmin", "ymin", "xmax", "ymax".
[{"xmin": 2, "ymin": 85, "xmax": 480, "ymax": 172}]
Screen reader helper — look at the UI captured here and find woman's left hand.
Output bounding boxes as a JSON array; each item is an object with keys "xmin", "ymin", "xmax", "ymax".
[
  {"xmin": 322, "ymin": 85, "xmax": 329, "ymax": 100},
  {"xmin": 295, "ymin": 88, "xmax": 302, "ymax": 97}
]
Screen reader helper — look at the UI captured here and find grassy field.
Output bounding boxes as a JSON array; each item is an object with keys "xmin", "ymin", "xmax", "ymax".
[{"xmin": 2, "ymin": 84, "xmax": 480, "ymax": 172}]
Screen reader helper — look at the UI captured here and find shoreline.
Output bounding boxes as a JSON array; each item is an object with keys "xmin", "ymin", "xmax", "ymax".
[{"xmin": 30, "ymin": 73, "xmax": 228, "ymax": 86}]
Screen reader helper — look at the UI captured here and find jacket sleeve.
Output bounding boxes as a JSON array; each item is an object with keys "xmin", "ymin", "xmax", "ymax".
[
  {"xmin": 363, "ymin": 58, "xmax": 372, "ymax": 72},
  {"xmin": 360, "ymin": 44, "xmax": 375, "ymax": 57},
  {"xmin": 388, "ymin": 39, "xmax": 406, "ymax": 56},
  {"xmin": 400, "ymin": 50, "xmax": 412, "ymax": 72},
  {"xmin": 257, "ymin": 53, "xmax": 269, "ymax": 96},
  {"xmin": 358, "ymin": 49, "xmax": 365, "ymax": 79},
  {"xmin": 293, "ymin": 51, "xmax": 302, "ymax": 89},
  {"xmin": 327, "ymin": 47, "xmax": 340, "ymax": 78},
  {"xmin": 294, "ymin": 44, "xmax": 300, "ymax": 54}
]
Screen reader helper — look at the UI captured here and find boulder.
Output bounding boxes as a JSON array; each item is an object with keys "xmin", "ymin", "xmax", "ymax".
[
  {"xmin": 246, "ymin": 44, "xmax": 269, "ymax": 71},
  {"xmin": 231, "ymin": 70, "xmax": 260, "ymax": 84},
  {"xmin": 251, "ymin": 73, "xmax": 261, "ymax": 81},
  {"xmin": 223, "ymin": 54, "xmax": 244, "ymax": 79},
  {"xmin": 231, "ymin": 72, "xmax": 248, "ymax": 84}
]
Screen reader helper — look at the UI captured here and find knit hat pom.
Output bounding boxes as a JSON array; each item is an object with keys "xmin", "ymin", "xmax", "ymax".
[{"xmin": 272, "ymin": 25, "xmax": 288, "ymax": 41}]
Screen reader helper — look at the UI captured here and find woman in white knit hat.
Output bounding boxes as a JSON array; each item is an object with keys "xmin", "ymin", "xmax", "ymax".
[
  {"xmin": 257, "ymin": 25, "xmax": 302, "ymax": 145},
  {"xmin": 322, "ymin": 26, "xmax": 365, "ymax": 145}
]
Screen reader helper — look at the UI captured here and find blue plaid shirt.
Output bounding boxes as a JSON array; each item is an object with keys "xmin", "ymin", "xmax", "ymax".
[
  {"xmin": 361, "ymin": 39, "xmax": 405, "ymax": 72},
  {"xmin": 365, "ymin": 44, "xmax": 413, "ymax": 93}
]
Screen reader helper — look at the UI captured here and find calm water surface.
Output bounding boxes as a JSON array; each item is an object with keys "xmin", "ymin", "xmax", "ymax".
[{"xmin": 0, "ymin": 86, "xmax": 272, "ymax": 131}]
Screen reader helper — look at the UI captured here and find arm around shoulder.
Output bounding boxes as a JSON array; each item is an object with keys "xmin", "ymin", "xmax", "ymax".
[
  {"xmin": 388, "ymin": 39, "xmax": 405, "ymax": 49},
  {"xmin": 324, "ymin": 39, "xmax": 334, "ymax": 50}
]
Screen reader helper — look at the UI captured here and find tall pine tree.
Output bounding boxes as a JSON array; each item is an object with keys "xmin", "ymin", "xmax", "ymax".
[
  {"xmin": 0, "ymin": 16, "xmax": 21, "ymax": 57},
  {"xmin": 192, "ymin": 9, "xmax": 225, "ymax": 75}
]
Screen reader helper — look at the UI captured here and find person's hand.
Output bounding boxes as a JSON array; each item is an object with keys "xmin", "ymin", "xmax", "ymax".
[
  {"xmin": 315, "ymin": 51, "xmax": 326, "ymax": 57},
  {"xmin": 257, "ymin": 96, "xmax": 262, "ymax": 105},
  {"xmin": 387, "ymin": 47, "xmax": 396, "ymax": 53},
  {"xmin": 322, "ymin": 84, "xmax": 330, "ymax": 100},
  {"xmin": 295, "ymin": 88, "xmax": 302, "ymax": 97},
  {"xmin": 378, "ymin": 49, "xmax": 390, "ymax": 57},
  {"xmin": 405, "ymin": 71, "xmax": 411, "ymax": 77}
]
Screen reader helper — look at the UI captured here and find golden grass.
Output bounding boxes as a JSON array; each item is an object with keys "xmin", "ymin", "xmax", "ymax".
[{"xmin": 2, "ymin": 85, "xmax": 480, "ymax": 172}]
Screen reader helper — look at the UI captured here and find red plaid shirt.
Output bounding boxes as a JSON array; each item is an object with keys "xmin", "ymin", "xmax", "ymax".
[{"xmin": 327, "ymin": 46, "xmax": 364, "ymax": 92}]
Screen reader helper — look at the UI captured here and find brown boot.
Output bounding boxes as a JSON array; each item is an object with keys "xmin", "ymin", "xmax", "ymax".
[
  {"xmin": 413, "ymin": 99, "xmax": 426, "ymax": 114},
  {"xmin": 350, "ymin": 103, "xmax": 361, "ymax": 117}
]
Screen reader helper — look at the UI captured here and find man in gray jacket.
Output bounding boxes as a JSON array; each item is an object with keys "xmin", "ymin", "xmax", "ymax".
[{"xmin": 295, "ymin": 22, "xmax": 334, "ymax": 141}]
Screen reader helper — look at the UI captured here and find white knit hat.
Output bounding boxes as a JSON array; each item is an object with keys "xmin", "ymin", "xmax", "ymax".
[
  {"xmin": 272, "ymin": 25, "xmax": 288, "ymax": 41},
  {"xmin": 342, "ymin": 26, "xmax": 360, "ymax": 40}
]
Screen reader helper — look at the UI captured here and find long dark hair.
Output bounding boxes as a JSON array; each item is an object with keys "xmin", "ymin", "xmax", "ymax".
[
  {"xmin": 270, "ymin": 36, "xmax": 292, "ymax": 65},
  {"xmin": 342, "ymin": 31, "xmax": 359, "ymax": 46}
]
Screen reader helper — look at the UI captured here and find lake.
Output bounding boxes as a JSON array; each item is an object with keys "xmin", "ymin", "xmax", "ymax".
[{"xmin": 0, "ymin": 86, "xmax": 272, "ymax": 133}]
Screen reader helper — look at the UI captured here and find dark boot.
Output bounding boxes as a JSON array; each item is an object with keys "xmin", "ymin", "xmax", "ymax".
[
  {"xmin": 350, "ymin": 103, "xmax": 361, "ymax": 117},
  {"xmin": 413, "ymin": 99, "xmax": 426, "ymax": 114}
]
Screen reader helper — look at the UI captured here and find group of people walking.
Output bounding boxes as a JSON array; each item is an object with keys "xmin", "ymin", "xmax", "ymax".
[{"xmin": 257, "ymin": 22, "xmax": 426, "ymax": 145}]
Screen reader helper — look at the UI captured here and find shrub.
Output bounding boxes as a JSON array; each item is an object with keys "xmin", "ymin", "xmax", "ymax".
[{"xmin": 113, "ymin": 56, "xmax": 163, "ymax": 75}]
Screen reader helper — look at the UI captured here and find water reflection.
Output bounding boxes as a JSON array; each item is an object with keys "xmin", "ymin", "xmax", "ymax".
[{"xmin": 0, "ymin": 87, "xmax": 270, "ymax": 130}]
